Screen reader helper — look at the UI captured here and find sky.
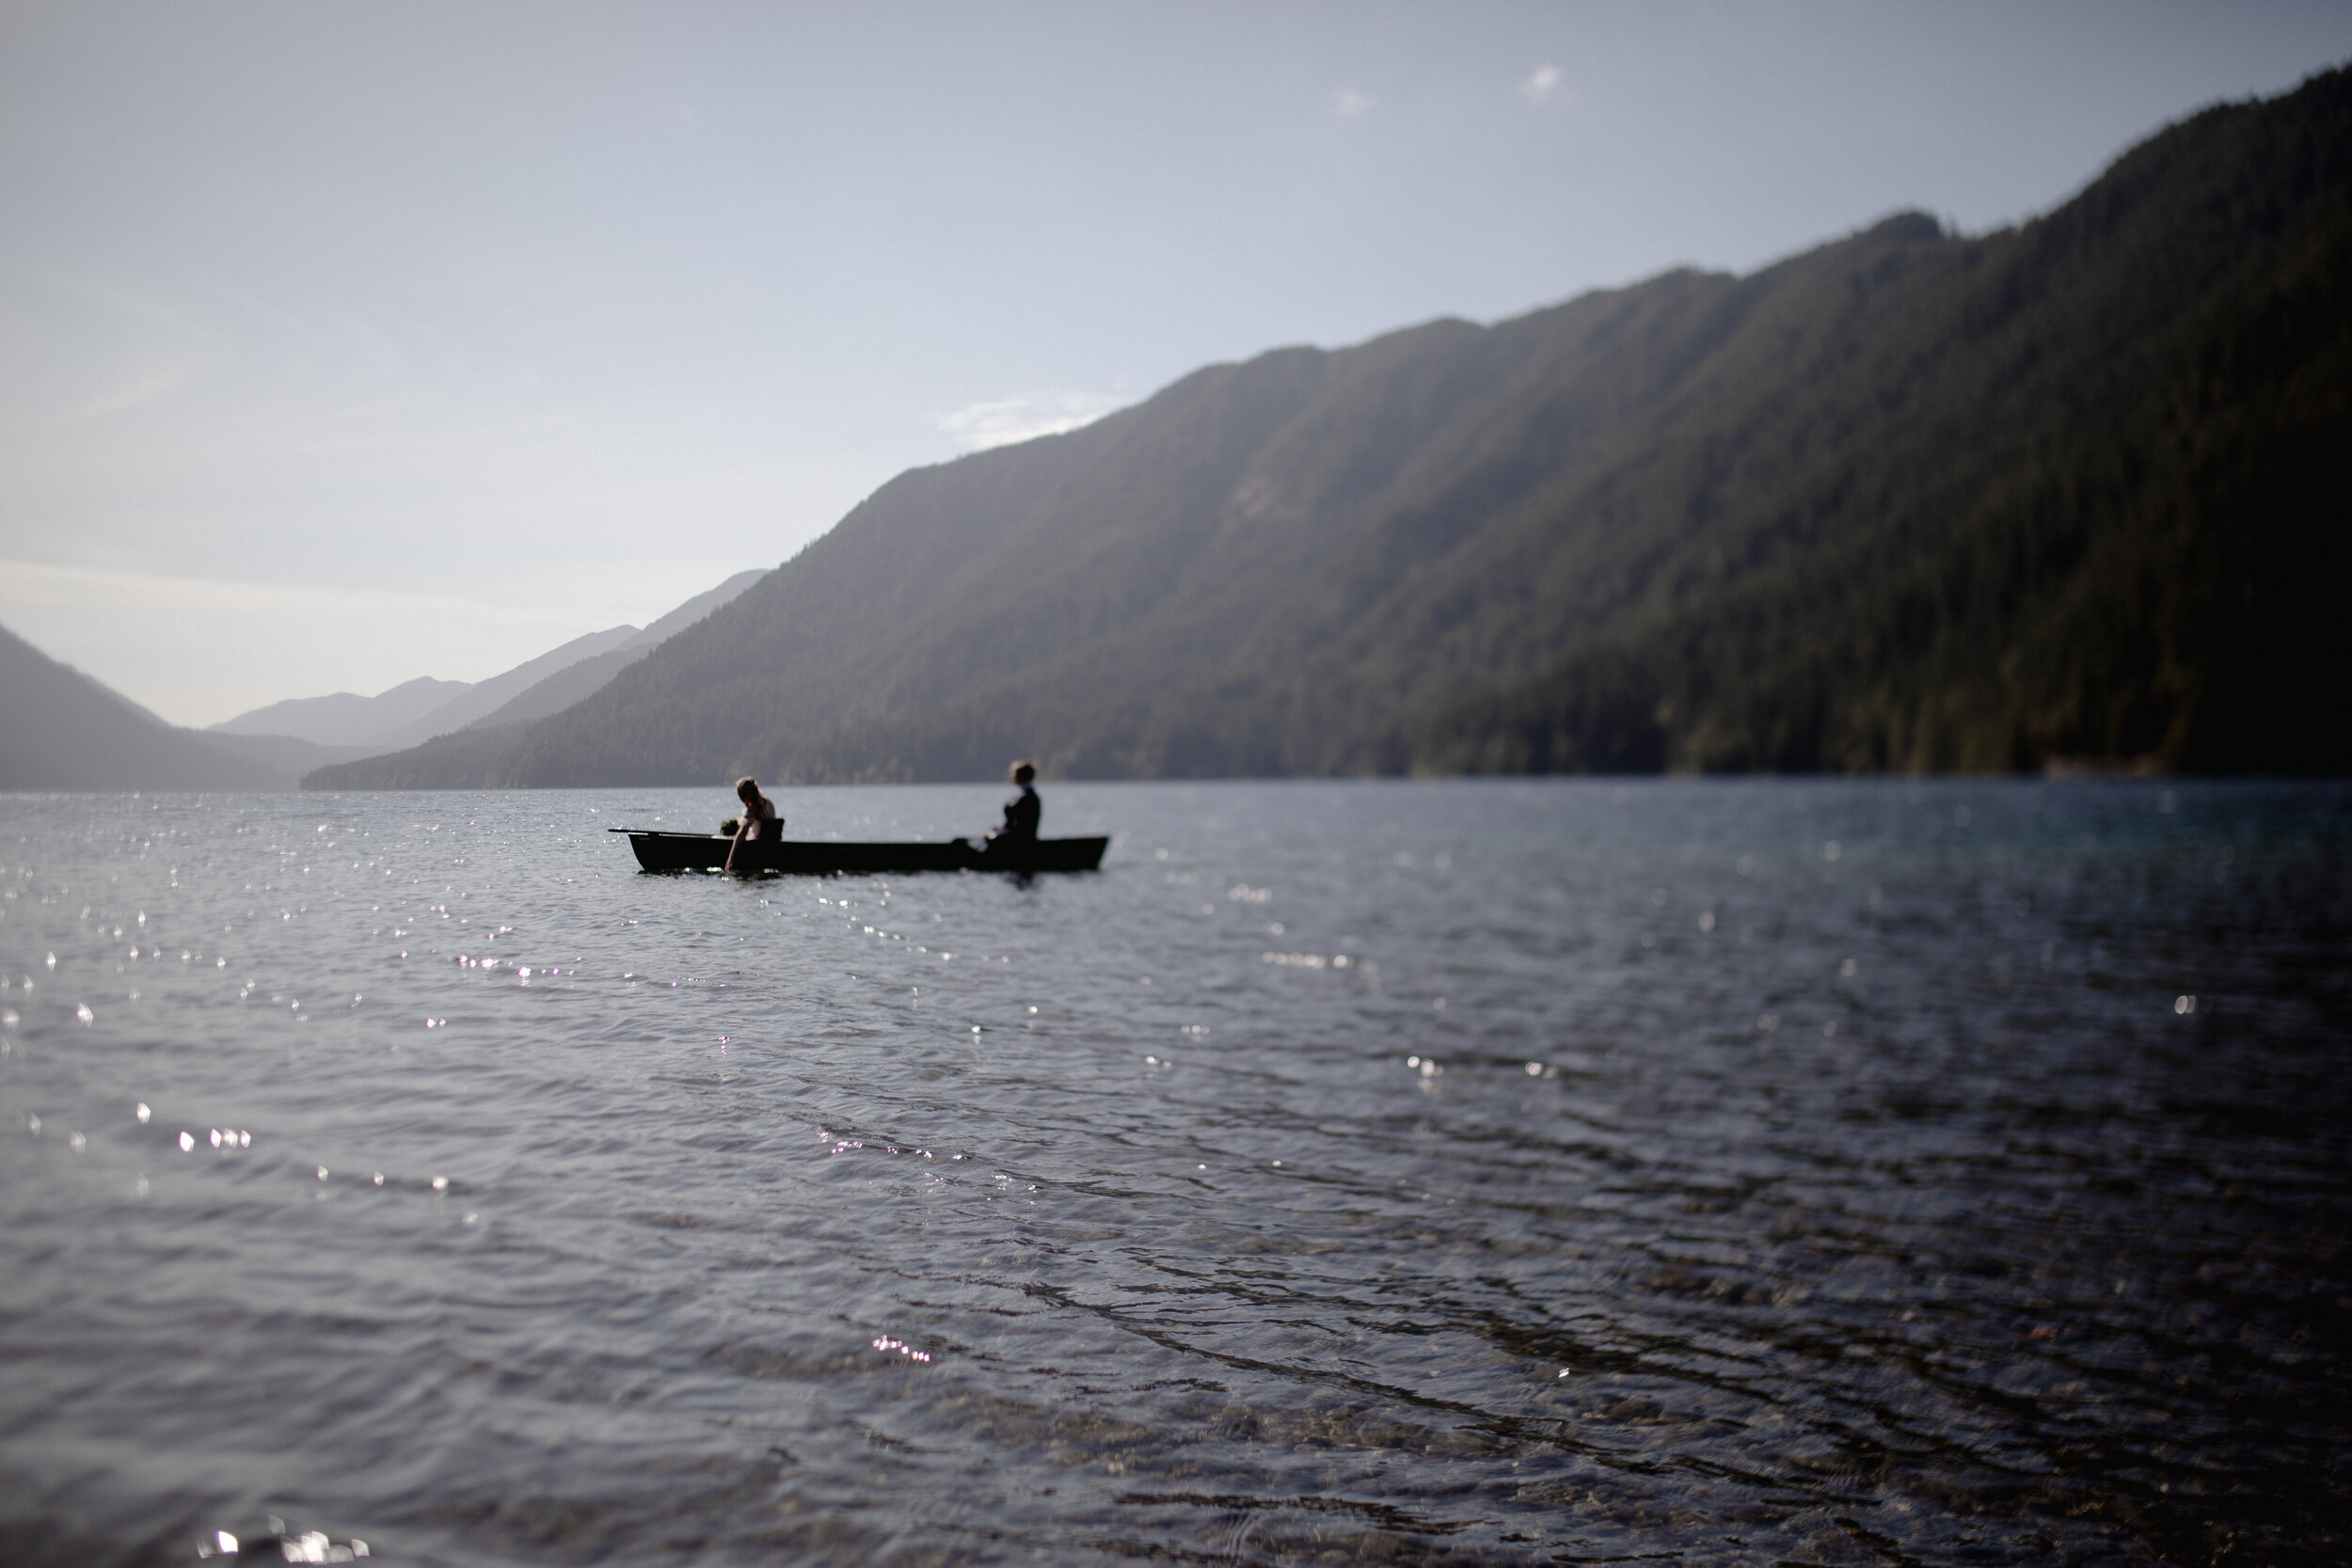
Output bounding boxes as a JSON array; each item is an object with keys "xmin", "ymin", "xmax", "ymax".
[{"xmin": 3, "ymin": 1, "xmax": 2348, "ymax": 727}]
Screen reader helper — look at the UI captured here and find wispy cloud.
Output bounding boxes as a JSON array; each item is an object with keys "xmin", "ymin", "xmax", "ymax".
[
  {"xmin": 60, "ymin": 368, "xmax": 194, "ymax": 424},
  {"xmin": 938, "ymin": 392, "xmax": 1127, "ymax": 452},
  {"xmin": 1520, "ymin": 64, "xmax": 1567, "ymax": 105},
  {"xmin": 1330, "ymin": 87, "xmax": 1375, "ymax": 119}
]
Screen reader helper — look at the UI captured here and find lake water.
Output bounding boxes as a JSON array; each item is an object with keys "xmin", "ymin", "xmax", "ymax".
[{"xmin": 1, "ymin": 779, "xmax": 2346, "ymax": 1567}]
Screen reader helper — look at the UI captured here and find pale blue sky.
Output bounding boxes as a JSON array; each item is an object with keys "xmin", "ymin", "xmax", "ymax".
[{"xmin": 4, "ymin": 1, "xmax": 2348, "ymax": 724}]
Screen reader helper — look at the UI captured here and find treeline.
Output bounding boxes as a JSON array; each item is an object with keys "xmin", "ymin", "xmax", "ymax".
[{"xmin": 310, "ymin": 67, "xmax": 2352, "ymax": 790}]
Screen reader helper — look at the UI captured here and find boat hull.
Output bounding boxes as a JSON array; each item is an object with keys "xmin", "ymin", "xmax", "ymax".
[{"xmin": 612, "ymin": 829, "xmax": 1107, "ymax": 875}]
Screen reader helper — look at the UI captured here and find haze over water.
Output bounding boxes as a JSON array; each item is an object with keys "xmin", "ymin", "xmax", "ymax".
[{"xmin": 1, "ymin": 779, "xmax": 2345, "ymax": 1566}]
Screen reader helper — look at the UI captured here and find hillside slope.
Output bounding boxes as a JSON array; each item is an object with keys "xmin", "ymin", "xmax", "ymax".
[
  {"xmin": 457, "ymin": 567, "xmax": 771, "ymax": 734},
  {"xmin": 310, "ymin": 68, "xmax": 2352, "ymax": 789},
  {"xmin": 0, "ymin": 624, "xmax": 346, "ymax": 790}
]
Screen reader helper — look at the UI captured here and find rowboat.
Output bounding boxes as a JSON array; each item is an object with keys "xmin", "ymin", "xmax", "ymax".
[{"xmin": 610, "ymin": 828, "xmax": 1108, "ymax": 875}]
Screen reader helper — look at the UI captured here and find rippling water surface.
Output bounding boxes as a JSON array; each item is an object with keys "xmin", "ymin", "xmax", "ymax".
[{"xmin": 2, "ymin": 779, "xmax": 2347, "ymax": 1567}]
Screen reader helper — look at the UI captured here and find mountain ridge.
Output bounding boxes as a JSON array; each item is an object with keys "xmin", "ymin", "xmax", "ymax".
[
  {"xmin": 204, "ymin": 567, "xmax": 769, "ymax": 757},
  {"xmin": 357, "ymin": 625, "xmax": 642, "ymax": 750},
  {"xmin": 309, "ymin": 68, "xmax": 2352, "ymax": 790},
  {"xmin": 448, "ymin": 568, "xmax": 771, "ymax": 737},
  {"xmin": 211, "ymin": 675, "xmax": 471, "ymax": 747}
]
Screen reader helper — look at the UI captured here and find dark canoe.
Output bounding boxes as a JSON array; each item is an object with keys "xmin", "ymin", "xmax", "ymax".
[{"xmin": 611, "ymin": 829, "xmax": 1108, "ymax": 876}]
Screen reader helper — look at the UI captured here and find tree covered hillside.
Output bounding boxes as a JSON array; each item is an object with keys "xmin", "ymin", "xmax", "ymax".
[{"xmin": 310, "ymin": 67, "xmax": 2352, "ymax": 790}]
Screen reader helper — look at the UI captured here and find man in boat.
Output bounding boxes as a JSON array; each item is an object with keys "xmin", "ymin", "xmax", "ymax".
[
  {"xmin": 983, "ymin": 760, "xmax": 1040, "ymax": 857},
  {"xmin": 724, "ymin": 775, "xmax": 781, "ymax": 872}
]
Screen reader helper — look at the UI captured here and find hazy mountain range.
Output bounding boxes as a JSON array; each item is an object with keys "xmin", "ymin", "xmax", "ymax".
[
  {"xmin": 307, "ymin": 67, "xmax": 2351, "ymax": 791},
  {"xmin": 209, "ymin": 570, "xmax": 763, "ymax": 750},
  {"xmin": 1, "ymin": 570, "xmax": 762, "ymax": 790}
]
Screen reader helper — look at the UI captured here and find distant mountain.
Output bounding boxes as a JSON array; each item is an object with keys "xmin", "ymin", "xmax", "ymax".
[
  {"xmin": 309, "ymin": 68, "xmax": 2352, "ymax": 790},
  {"xmin": 199, "ymin": 732, "xmax": 377, "ymax": 784},
  {"xmin": 210, "ymin": 675, "xmax": 472, "ymax": 747},
  {"xmin": 214, "ymin": 569, "xmax": 767, "ymax": 771},
  {"xmin": 0, "ymin": 624, "xmax": 365, "ymax": 790},
  {"xmin": 359, "ymin": 623, "xmax": 642, "ymax": 750},
  {"xmin": 445, "ymin": 569, "xmax": 769, "ymax": 734},
  {"xmin": 307, "ymin": 569, "xmax": 771, "ymax": 784}
]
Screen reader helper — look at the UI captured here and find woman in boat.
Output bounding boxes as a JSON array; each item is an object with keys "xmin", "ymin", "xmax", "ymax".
[
  {"xmin": 985, "ymin": 761, "xmax": 1041, "ymax": 853},
  {"xmin": 724, "ymin": 776, "xmax": 781, "ymax": 872}
]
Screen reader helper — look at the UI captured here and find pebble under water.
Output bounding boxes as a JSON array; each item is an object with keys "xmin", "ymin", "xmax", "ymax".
[{"xmin": 0, "ymin": 778, "xmax": 2346, "ymax": 1567}]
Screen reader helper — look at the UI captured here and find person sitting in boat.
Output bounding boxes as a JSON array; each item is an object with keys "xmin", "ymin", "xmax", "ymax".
[
  {"xmin": 984, "ymin": 761, "xmax": 1040, "ymax": 852},
  {"xmin": 724, "ymin": 776, "xmax": 780, "ymax": 871}
]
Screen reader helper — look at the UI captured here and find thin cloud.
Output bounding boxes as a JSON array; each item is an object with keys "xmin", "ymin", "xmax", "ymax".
[
  {"xmin": 1520, "ymin": 64, "xmax": 1567, "ymax": 104},
  {"xmin": 938, "ymin": 392, "xmax": 1127, "ymax": 452},
  {"xmin": 1330, "ymin": 87, "xmax": 1375, "ymax": 119},
  {"xmin": 60, "ymin": 368, "xmax": 193, "ymax": 424}
]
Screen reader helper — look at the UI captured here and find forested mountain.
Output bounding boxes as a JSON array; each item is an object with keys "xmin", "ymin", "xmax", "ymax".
[{"xmin": 310, "ymin": 68, "xmax": 2352, "ymax": 790}]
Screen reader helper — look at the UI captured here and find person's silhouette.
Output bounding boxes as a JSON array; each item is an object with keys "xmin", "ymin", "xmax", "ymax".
[
  {"xmin": 985, "ymin": 761, "xmax": 1040, "ymax": 853},
  {"xmin": 724, "ymin": 776, "xmax": 780, "ymax": 872}
]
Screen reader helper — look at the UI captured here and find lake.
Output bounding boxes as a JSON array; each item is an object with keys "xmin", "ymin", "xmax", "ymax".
[{"xmin": 1, "ymin": 778, "xmax": 2346, "ymax": 1566}]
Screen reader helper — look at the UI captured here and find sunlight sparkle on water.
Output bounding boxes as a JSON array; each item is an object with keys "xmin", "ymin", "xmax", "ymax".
[{"xmin": 0, "ymin": 781, "xmax": 2341, "ymax": 1566}]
